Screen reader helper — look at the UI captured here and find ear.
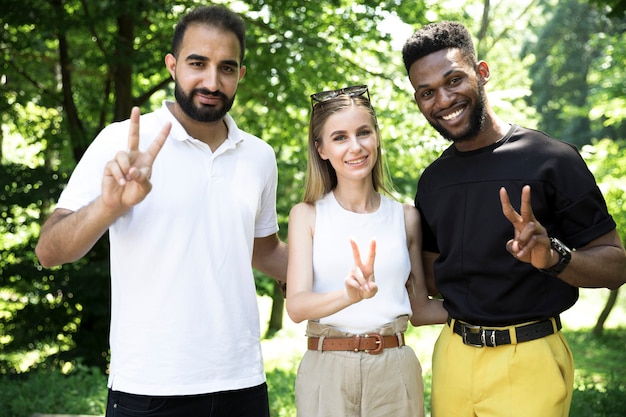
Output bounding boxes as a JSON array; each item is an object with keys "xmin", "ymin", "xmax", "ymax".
[
  {"xmin": 476, "ymin": 61, "xmax": 490, "ymax": 85},
  {"xmin": 315, "ymin": 140, "xmax": 328, "ymax": 160},
  {"xmin": 239, "ymin": 65, "xmax": 247, "ymax": 81},
  {"xmin": 165, "ymin": 53, "xmax": 177, "ymax": 80}
]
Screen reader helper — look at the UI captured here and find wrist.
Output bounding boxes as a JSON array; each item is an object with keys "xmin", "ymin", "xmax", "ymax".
[{"xmin": 539, "ymin": 237, "xmax": 572, "ymax": 277}]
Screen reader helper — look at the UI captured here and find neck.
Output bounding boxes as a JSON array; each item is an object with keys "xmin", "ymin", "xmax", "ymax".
[
  {"xmin": 454, "ymin": 111, "xmax": 510, "ymax": 152},
  {"xmin": 333, "ymin": 184, "xmax": 380, "ymax": 213}
]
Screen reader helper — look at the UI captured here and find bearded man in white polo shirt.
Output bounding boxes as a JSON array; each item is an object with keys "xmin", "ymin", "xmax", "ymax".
[{"xmin": 35, "ymin": 5, "xmax": 287, "ymax": 417}]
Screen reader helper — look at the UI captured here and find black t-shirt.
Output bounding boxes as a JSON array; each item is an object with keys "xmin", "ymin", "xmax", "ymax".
[{"xmin": 415, "ymin": 125, "xmax": 615, "ymax": 326}]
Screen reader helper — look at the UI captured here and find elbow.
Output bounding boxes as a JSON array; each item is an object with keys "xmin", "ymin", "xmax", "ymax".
[
  {"xmin": 35, "ymin": 243, "xmax": 53, "ymax": 268},
  {"xmin": 35, "ymin": 241, "xmax": 63, "ymax": 268},
  {"xmin": 285, "ymin": 302, "xmax": 305, "ymax": 324}
]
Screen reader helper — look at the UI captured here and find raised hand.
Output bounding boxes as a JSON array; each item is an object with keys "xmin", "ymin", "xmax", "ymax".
[
  {"xmin": 345, "ymin": 237, "xmax": 378, "ymax": 302},
  {"xmin": 499, "ymin": 185, "xmax": 553, "ymax": 269},
  {"xmin": 102, "ymin": 107, "xmax": 171, "ymax": 213}
]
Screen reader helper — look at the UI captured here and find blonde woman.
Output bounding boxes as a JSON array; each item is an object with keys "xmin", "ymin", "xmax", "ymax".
[{"xmin": 286, "ymin": 86, "xmax": 446, "ymax": 417}]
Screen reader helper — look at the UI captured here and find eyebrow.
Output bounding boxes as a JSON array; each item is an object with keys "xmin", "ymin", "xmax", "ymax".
[
  {"xmin": 416, "ymin": 69, "xmax": 456, "ymax": 89},
  {"xmin": 185, "ymin": 54, "xmax": 239, "ymax": 68},
  {"xmin": 328, "ymin": 124, "xmax": 372, "ymax": 137}
]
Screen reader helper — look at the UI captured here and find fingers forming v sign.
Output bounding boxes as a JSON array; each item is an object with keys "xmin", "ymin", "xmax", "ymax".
[
  {"xmin": 345, "ymin": 237, "xmax": 378, "ymax": 302},
  {"xmin": 499, "ymin": 185, "xmax": 551, "ymax": 268},
  {"xmin": 103, "ymin": 107, "xmax": 172, "ymax": 211}
]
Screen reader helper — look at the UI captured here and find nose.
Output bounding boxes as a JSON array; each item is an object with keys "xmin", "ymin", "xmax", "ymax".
[
  {"xmin": 348, "ymin": 136, "xmax": 362, "ymax": 152},
  {"xmin": 435, "ymin": 88, "xmax": 455, "ymax": 109},
  {"xmin": 201, "ymin": 66, "xmax": 220, "ymax": 92}
]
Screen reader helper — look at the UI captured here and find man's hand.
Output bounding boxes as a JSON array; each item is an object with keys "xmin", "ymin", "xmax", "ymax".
[
  {"xmin": 500, "ymin": 185, "xmax": 554, "ymax": 269},
  {"xmin": 345, "ymin": 237, "xmax": 378, "ymax": 302},
  {"xmin": 102, "ymin": 107, "xmax": 171, "ymax": 212}
]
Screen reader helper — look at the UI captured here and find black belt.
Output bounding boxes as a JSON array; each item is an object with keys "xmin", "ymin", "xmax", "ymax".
[{"xmin": 448, "ymin": 316, "xmax": 561, "ymax": 348}]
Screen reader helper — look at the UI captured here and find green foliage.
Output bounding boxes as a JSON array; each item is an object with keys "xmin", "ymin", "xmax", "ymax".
[
  {"xmin": 581, "ymin": 139, "xmax": 626, "ymax": 243},
  {"xmin": 0, "ymin": 362, "xmax": 107, "ymax": 417},
  {"xmin": 567, "ymin": 328, "xmax": 626, "ymax": 417},
  {"xmin": 2, "ymin": 0, "xmax": 625, "ymax": 378},
  {"xmin": 524, "ymin": 0, "xmax": 626, "ymax": 147}
]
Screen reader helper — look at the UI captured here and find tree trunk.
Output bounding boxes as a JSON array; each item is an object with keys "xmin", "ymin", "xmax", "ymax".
[
  {"xmin": 113, "ymin": 13, "xmax": 135, "ymax": 121},
  {"xmin": 592, "ymin": 288, "xmax": 619, "ymax": 336}
]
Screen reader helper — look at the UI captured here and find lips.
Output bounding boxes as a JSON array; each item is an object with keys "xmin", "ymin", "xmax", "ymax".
[
  {"xmin": 441, "ymin": 106, "xmax": 465, "ymax": 121},
  {"xmin": 196, "ymin": 93, "xmax": 222, "ymax": 106},
  {"xmin": 345, "ymin": 156, "xmax": 368, "ymax": 166}
]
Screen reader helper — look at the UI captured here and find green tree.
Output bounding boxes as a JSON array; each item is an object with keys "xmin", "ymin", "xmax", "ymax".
[
  {"xmin": 523, "ymin": 0, "xmax": 626, "ymax": 147},
  {"xmin": 581, "ymin": 139, "xmax": 626, "ymax": 335},
  {"xmin": 1, "ymin": 0, "xmax": 448, "ymax": 373}
]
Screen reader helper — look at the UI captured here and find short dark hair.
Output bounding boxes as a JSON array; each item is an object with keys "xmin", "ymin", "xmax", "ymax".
[
  {"xmin": 402, "ymin": 21, "xmax": 476, "ymax": 74},
  {"xmin": 171, "ymin": 5, "xmax": 246, "ymax": 64}
]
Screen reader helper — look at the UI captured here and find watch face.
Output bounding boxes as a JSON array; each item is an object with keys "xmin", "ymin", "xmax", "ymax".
[{"xmin": 551, "ymin": 238, "xmax": 571, "ymax": 257}]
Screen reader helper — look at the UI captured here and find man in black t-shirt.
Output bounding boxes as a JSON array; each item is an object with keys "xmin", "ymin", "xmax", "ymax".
[{"xmin": 402, "ymin": 21, "xmax": 626, "ymax": 417}]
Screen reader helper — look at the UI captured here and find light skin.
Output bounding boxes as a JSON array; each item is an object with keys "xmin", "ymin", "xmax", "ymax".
[
  {"xmin": 286, "ymin": 105, "xmax": 446, "ymax": 325},
  {"xmin": 408, "ymin": 47, "xmax": 626, "ymax": 293},
  {"xmin": 165, "ymin": 24, "xmax": 246, "ymax": 151},
  {"xmin": 36, "ymin": 23, "xmax": 287, "ymax": 282}
]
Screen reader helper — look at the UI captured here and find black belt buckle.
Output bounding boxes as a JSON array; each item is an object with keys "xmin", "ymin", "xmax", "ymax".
[
  {"xmin": 461, "ymin": 323, "xmax": 498, "ymax": 348},
  {"xmin": 461, "ymin": 323, "xmax": 484, "ymax": 348}
]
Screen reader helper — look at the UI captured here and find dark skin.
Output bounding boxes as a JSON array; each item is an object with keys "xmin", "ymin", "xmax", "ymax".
[{"xmin": 408, "ymin": 48, "xmax": 626, "ymax": 293}]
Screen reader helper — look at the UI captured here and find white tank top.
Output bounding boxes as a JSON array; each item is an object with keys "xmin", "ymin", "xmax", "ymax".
[{"xmin": 313, "ymin": 192, "xmax": 412, "ymax": 333}]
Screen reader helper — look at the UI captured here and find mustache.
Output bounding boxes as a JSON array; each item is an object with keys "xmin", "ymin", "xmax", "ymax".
[{"xmin": 193, "ymin": 88, "xmax": 227, "ymax": 100}]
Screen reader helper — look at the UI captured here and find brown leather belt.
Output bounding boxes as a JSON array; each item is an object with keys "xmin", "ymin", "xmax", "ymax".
[{"xmin": 307, "ymin": 333, "xmax": 405, "ymax": 355}]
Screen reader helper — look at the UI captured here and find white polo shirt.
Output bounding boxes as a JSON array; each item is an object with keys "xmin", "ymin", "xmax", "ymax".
[{"xmin": 56, "ymin": 101, "xmax": 279, "ymax": 395}]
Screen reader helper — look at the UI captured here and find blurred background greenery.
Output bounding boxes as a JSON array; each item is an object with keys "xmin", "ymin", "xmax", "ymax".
[{"xmin": 1, "ymin": 0, "xmax": 626, "ymax": 415}]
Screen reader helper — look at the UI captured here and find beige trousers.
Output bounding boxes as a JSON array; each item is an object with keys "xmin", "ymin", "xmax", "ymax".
[{"xmin": 295, "ymin": 316, "xmax": 425, "ymax": 417}]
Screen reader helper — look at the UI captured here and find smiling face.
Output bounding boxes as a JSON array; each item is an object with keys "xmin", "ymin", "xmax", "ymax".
[
  {"xmin": 408, "ymin": 48, "xmax": 488, "ymax": 144},
  {"xmin": 315, "ymin": 104, "xmax": 379, "ymax": 184},
  {"xmin": 165, "ymin": 24, "xmax": 246, "ymax": 123}
]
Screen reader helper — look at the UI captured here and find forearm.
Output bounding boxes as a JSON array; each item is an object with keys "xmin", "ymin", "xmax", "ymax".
[
  {"xmin": 410, "ymin": 298, "xmax": 447, "ymax": 326},
  {"xmin": 252, "ymin": 238, "xmax": 288, "ymax": 282},
  {"xmin": 36, "ymin": 197, "xmax": 124, "ymax": 267},
  {"xmin": 286, "ymin": 290, "xmax": 353, "ymax": 324},
  {"xmin": 558, "ymin": 245, "xmax": 626, "ymax": 289}
]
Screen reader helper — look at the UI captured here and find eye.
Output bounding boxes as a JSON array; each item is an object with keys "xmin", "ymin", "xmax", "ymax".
[
  {"xmin": 420, "ymin": 90, "xmax": 433, "ymax": 99},
  {"xmin": 332, "ymin": 134, "xmax": 348, "ymax": 142},
  {"xmin": 189, "ymin": 61, "xmax": 205, "ymax": 68},
  {"xmin": 449, "ymin": 76, "xmax": 462, "ymax": 85},
  {"xmin": 357, "ymin": 129, "xmax": 372, "ymax": 137}
]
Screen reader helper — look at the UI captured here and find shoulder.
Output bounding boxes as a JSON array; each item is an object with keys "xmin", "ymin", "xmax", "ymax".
[
  {"xmin": 289, "ymin": 201, "xmax": 316, "ymax": 219},
  {"xmin": 402, "ymin": 203, "xmax": 420, "ymax": 227},
  {"xmin": 513, "ymin": 125, "xmax": 581, "ymax": 155},
  {"xmin": 288, "ymin": 202, "xmax": 316, "ymax": 234}
]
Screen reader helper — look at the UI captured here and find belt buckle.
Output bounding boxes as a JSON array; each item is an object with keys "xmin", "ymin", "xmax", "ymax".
[
  {"xmin": 363, "ymin": 333, "xmax": 384, "ymax": 355},
  {"xmin": 461, "ymin": 323, "xmax": 485, "ymax": 348}
]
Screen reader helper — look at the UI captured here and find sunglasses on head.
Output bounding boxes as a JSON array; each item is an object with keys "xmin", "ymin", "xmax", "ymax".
[{"xmin": 310, "ymin": 85, "xmax": 370, "ymax": 107}]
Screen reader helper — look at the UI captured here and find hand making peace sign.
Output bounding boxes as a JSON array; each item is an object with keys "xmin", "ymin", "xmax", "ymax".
[
  {"xmin": 345, "ymin": 237, "xmax": 378, "ymax": 302},
  {"xmin": 500, "ymin": 185, "xmax": 554, "ymax": 269},
  {"xmin": 102, "ymin": 107, "xmax": 172, "ymax": 213}
]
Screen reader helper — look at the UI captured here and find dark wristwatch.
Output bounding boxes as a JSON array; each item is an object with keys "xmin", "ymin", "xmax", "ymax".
[{"xmin": 540, "ymin": 237, "xmax": 572, "ymax": 277}]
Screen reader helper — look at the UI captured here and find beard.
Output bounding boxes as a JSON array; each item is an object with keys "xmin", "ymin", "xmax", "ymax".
[
  {"xmin": 430, "ymin": 84, "xmax": 487, "ymax": 143},
  {"xmin": 174, "ymin": 82, "xmax": 236, "ymax": 123}
]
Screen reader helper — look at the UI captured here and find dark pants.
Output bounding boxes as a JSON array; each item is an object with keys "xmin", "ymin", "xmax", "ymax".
[{"xmin": 105, "ymin": 383, "xmax": 270, "ymax": 417}]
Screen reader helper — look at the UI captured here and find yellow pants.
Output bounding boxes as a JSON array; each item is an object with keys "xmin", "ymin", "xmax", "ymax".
[{"xmin": 431, "ymin": 320, "xmax": 574, "ymax": 417}]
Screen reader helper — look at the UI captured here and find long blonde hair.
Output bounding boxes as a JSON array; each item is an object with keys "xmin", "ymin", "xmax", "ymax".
[{"xmin": 302, "ymin": 95, "xmax": 392, "ymax": 203}]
